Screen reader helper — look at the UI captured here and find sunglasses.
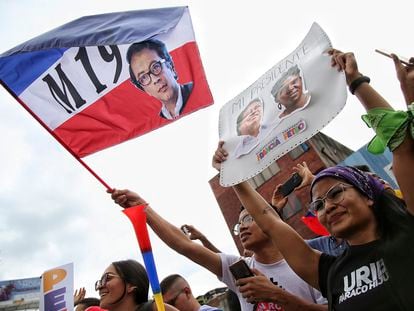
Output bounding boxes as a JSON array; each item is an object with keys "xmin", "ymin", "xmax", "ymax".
[{"xmin": 95, "ymin": 273, "xmax": 122, "ymax": 291}]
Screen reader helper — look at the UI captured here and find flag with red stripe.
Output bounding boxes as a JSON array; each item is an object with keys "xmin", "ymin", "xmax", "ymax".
[{"xmin": 0, "ymin": 7, "xmax": 213, "ymax": 157}]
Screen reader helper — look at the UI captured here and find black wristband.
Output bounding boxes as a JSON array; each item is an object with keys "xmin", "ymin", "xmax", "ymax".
[{"xmin": 349, "ymin": 75, "xmax": 370, "ymax": 95}]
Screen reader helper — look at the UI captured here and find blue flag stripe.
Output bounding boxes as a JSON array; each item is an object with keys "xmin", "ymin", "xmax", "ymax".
[{"xmin": 0, "ymin": 48, "xmax": 67, "ymax": 95}]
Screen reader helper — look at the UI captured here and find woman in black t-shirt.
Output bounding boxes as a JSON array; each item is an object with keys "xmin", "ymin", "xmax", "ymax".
[{"xmin": 217, "ymin": 50, "xmax": 414, "ymax": 310}]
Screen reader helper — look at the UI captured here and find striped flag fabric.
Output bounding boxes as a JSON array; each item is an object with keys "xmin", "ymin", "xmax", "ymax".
[{"xmin": 0, "ymin": 7, "xmax": 213, "ymax": 157}]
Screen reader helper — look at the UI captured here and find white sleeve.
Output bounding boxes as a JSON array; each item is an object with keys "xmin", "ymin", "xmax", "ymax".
[
  {"xmin": 218, "ymin": 253, "xmax": 242, "ymax": 293},
  {"xmin": 309, "ymin": 285, "xmax": 328, "ymax": 305}
]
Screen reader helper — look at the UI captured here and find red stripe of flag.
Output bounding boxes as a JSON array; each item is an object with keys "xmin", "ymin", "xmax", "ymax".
[{"xmin": 55, "ymin": 42, "xmax": 213, "ymax": 157}]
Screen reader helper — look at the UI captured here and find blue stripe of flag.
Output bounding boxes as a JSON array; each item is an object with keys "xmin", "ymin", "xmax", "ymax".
[{"xmin": 0, "ymin": 48, "xmax": 67, "ymax": 95}]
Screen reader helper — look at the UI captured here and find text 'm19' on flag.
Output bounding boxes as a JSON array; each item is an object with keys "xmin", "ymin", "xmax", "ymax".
[{"xmin": 0, "ymin": 7, "xmax": 213, "ymax": 158}]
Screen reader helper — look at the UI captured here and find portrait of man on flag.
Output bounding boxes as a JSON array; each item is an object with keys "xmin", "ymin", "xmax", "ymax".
[
  {"xmin": 127, "ymin": 39, "xmax": 193, "ymax": 120},
  {"xmin": 0, "ymin": 7, "xmax": 213, "ymax": 158}
]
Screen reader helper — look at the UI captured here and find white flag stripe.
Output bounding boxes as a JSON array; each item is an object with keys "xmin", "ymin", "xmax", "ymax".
[{"xmin": 19, "ymin": 9, "xmax": 195, "ymax": 130}]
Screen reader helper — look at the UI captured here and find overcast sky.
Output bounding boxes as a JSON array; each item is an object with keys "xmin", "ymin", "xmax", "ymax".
[{"xmin": 0, "ymin": 0, "xmax": 412, "ymax": 301}]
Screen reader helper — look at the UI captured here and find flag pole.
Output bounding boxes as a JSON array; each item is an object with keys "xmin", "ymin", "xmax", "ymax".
[{"xmin": 0, "ymin": 80, "xmax": 112, "ymax": 191}]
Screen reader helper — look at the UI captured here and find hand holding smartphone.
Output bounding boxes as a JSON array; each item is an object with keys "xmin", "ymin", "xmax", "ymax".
[
  {"xmin": 279, "ymin": 173, "xmax": 303, "ymax": 197},
  {"xmin": 181, "ymin": 225, "xmax": 190, "ymax": 236},
  {"xmin": 229, "ymin": 259, "xmax": 254, "ymax": 280}
]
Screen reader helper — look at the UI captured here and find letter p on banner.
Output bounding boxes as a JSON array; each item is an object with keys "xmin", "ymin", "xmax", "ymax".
[
  {"xmin": 43, "ymin": 269, "xmax": 67, "ymax": 293},
  {"xmin": 40, "ymin": 262, "xmax": 74, "ymax": 311}
]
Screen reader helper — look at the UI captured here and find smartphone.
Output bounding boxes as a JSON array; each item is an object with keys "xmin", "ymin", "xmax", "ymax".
[
  {"xmin": 181, "ymin": 225, "xmax": 190, "ymax": 236},
  {"xmin": 375, "ymin": 49, "xmax": 412, "ymax": 66},
  {"xmin": 229, "ymin": 259, "xmax": 254, "ymax": 280},
  {"xmin": 279, "ymin": 173, "xmax": 303, "ymax": 197}
]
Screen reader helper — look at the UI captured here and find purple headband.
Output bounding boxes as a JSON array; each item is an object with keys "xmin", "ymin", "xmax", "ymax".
[{"xmin": 310, "ymin": 166, "xmax": 385, "ymax": 201}]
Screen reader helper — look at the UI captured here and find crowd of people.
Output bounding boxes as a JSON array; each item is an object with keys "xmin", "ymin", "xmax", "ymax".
[{"xmin": 76, "ymin": 49, "xmax": 413, "ymax": 311}]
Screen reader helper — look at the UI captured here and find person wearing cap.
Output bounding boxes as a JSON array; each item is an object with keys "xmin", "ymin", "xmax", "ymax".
[
  {"xmin": 215, "ymin": 49, "xmax": 414, "ymax": 310},
  {"xmin": 271, "ymin": 65, "xmax": 311, "ymax": 119}
]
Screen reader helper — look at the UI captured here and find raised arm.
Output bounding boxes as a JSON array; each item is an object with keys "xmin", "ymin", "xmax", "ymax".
[
  {"xmin": 329, "ymin": 49, "xmax": 391, "ymax": 110},
  {"xmin": 109, "ymin": 189, "xmax": 223, "ymax": 277},
  {"xmin": 329, "ymin": 49, "xmax": 414, "ymax": 214},
  {"xmin": 73, "ymin": 287, "xmax": 86, "ymax": 306},
  {"xmin": 181, "ymin": 224, "xmax": 221, "ymax": 253},
  {"xmin": 390, "ymin": 55, "xmax": 414, "ymax": 214},
  {"xmin": 212, "ymin": 142, "xmax": 321, "ymax": 289}
]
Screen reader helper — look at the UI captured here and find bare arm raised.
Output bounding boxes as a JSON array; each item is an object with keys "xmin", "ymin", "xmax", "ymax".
[
  {"xmin": 181, "ymin": 224, "xmax": 221, "ymax": 253},
  {"xmin": 109, "ymin": 189, "xmax": 223, "ymax": 277},
  {"xmin": 390, "ymin": 54, "xmax": 414, "ymax": 214},
  {"xmin": 329, "ymin": 49, "xmax": 414, "ymax": 214},
  {"xmin": 212, "ymin": 142, "xmax": 321, "ymax": 290}
]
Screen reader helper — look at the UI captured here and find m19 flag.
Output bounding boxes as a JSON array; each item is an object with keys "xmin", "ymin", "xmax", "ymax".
[{"xmin": 0, "ymin": 7, "xmax": 213, "ymax": 157}]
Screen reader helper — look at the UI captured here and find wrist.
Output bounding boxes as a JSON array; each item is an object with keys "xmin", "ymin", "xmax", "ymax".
[
  {"xmin": 346, "ymin": 72, "xmax": 362, "ymax": 86},
  {"xmin": 349, "ymin": 75, "xmax": 370, "ymax": 95},
  {"xmin": 400, "ymin": 83, "xmax": 414, "ymax": 104}
]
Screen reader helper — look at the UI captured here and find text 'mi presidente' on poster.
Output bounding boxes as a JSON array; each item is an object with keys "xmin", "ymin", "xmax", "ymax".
[
  {"xmin": 0, "ymin": 7, "xmax": 213, "ymax": 157},
  {"xmin": 218, "ymin": 23, "xmax": 347, "ymax": 186}
]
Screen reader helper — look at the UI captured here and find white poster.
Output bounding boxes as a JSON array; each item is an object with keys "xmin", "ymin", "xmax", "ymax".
[
  {"xmin": 40, "ymin": 263, "xmax": 74, "ymax": 311},
  {"xmin": 219, "ymin": 23, "xmax": 347, "ymax": 186}
]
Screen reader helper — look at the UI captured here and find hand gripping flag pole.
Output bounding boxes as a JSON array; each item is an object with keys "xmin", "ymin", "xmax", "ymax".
[{"xmin": 123, "ymin": 205, "xmax": 165, "ymax": 311}]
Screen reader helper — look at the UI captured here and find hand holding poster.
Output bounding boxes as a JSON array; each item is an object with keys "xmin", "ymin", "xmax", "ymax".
[
  {"xmin": 218, "ymin": 23, "xmax": 347, "ymax": 186},
  {"xmin": 0, "ymin": 7, "xmax": 213, "ymax": 158}
]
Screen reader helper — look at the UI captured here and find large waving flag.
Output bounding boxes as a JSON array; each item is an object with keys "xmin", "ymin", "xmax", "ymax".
[
  {"xmin": 0, "ymin": 7, "xmax": 213, "ymax": 158},
  {"xmin": 0, "ymin": 8, "xmax": 210, "ymax": 310}
]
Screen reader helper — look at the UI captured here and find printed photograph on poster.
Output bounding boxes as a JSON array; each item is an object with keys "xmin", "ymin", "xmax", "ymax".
[
  {"xmin": 271, "ymin": 64, "xmax": 311, "ymax": 119},
  {"xmin": 218, "ymin": 23, "xmax": 348, "ymax": 186},
  {"xmin": 233, "ymin": 97, "xmax": 275, "ymax": 159}
]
